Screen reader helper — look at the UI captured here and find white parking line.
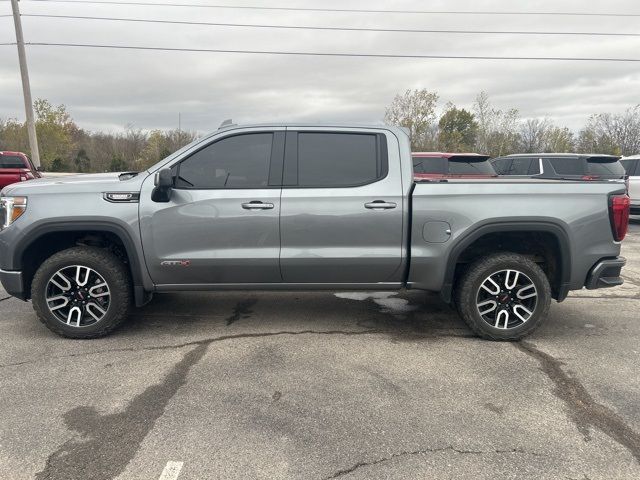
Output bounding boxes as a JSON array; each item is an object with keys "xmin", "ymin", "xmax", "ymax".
[{"xmin": 159, "ymin": 461, "xmax": 184, "ymax": 480}]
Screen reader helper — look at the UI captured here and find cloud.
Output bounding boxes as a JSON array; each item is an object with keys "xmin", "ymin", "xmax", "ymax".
[{"xmin": 0, "ymin": 0, "xmax": 639, "ymax": 133}]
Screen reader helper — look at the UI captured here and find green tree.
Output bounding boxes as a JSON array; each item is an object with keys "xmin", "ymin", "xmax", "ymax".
[
  {"xmin": 437, "ymin": 104, "xmax": 478, "ymax": 152},
  {"xmin": 109, "ymin": 154, "xmax": 127, "ymax": 172},
  {"xmin": 384, "ymin": 89, "xmax": 439, "ymax": 150},
  {"xmin": 49, "ymin": 157, "xmax": 68, "ymax": 172},
  {"xmin": 74, "ymin": 148, "xmax": 91, "ymax": 172},
  {"xmin": 33, "ymin": 99, "xmax": 76, "ymax": 170}
]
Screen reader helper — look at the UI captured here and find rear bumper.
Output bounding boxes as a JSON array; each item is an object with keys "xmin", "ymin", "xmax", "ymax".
[
  {"xmin": 585, "ymin": 257, "xmax": 626, "ymax": 290},
  {"xmin": 0, "ymin": 269, "xmax": 25, "ymax": 300}
]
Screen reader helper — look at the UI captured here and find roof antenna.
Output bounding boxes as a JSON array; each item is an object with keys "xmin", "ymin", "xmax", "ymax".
[{"xmin": 219, "ymin": 119, "xmax": 235, "ymax": 129}]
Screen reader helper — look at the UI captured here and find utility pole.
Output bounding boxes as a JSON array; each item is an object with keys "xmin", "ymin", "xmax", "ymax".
[{"xmin": 11, "ymin": 0, "xmax": 40, "ymax": 168}]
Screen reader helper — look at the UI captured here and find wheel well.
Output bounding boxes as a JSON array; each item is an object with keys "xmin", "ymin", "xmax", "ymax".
[
  {"xmin": 452, "ymin": 231, "xmax": 563, "ymax": 299},
  {"xmin": 21, "ymin": 231, "xmax": 133, "ymax": 299}
]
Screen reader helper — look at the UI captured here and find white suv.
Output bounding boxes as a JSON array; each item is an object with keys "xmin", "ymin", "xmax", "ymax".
[{"xmin": 621, "ymin": 155, "xmax": 640, "ymax": 215}]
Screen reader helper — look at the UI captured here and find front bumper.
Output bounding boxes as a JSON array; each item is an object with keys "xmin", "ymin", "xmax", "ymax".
[
  {"xmin": 585, "ymin": 257, "xmax": 626, "ymax": 290},
  {"xmin": 0, "ymin": 269, "xmax": 25, "ymax": 300}
]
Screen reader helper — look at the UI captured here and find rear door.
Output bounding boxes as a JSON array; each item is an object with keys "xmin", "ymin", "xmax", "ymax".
[
  {"xmin": 139, "ymin": 129, "xmax": 285, "ymax": 285},
  {"xmin": 279, "ymin": 128, "xmax": 404, "ymax": 284}
]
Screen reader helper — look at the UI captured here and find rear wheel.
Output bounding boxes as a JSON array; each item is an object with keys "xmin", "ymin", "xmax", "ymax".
[
  {"xmin": 455, "ymin": 252, "xmax": 551, "ymax": 341},
  {"xmin": 32, "ymin": 246, "xmax": 131, "ymax": 338}
]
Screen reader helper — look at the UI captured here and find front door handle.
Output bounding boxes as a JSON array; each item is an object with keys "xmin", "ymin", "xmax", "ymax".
[
  {"xmin": 365, "ymin": 200, "xmax": 397, "ymax": 210},
  {"xmin": 242, "ymin": 201, "xmax": 274, "ymax": 210}
]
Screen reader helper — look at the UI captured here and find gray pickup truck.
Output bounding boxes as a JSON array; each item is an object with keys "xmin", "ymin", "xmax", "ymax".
[{"xmin": 0, "ymin": 124, "xmax": 630, "ymax": 340}]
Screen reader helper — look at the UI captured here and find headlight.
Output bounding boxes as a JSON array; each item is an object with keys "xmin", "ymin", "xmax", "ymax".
[{"xmin": 0, "ymin": 196, "xmax": 27, "ymax": 230}]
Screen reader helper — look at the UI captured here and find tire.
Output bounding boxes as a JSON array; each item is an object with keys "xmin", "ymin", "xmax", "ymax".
[
  {"xmin": 31, "ymin": 246, "xmax": 132, "ymax": 339},
  {"xmin": 454, "ymin": 252, "xmax": 551, "ymax": 341}
]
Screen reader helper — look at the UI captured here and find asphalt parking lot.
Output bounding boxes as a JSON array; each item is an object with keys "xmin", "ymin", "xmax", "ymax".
[{"xmin": 1, "ymin": 221, "xmax": 639, "ymax": 480}]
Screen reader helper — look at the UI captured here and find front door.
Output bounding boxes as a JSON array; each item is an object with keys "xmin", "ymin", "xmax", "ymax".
[{"xmin": 139, "ymin": 129, "xmax": 285, "ymax": 285}]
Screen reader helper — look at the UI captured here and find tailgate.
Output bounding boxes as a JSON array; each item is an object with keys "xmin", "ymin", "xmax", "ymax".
[{"xmin": 0, "ymin": 169, "xmax": 24, "ymax": 188}]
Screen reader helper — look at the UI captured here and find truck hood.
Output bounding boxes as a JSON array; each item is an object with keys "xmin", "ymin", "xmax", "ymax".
[{"xmin": 0, "ymin": 172, "xmax": 148, "ymax": 196}]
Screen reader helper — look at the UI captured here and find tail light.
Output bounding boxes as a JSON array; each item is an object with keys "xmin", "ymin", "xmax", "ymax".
[{"xmin": 609, "ymin": 194, "xmax": 630, "ymax": 242}]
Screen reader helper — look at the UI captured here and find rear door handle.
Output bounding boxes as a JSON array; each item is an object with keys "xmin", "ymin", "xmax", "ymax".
[
  {"xmin": 241, "ymin": 201, "xmax": 274, "ymax": 210},
  {"xmin": 365, "ymin": 200, "xmax": 397, "ymax": 210}
]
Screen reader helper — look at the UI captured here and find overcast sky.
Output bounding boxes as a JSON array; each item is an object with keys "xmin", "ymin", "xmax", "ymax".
[{"xmin": 1, "ymin": 0, "xmax": 639, "ymax": 134}]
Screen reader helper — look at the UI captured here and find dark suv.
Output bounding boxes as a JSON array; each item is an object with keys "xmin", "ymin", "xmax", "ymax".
[{"xmin": 491, "ymin": 153, "xmax": 625, "ymax": 180}]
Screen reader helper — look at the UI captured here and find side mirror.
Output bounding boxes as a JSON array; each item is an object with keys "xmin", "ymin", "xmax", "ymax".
[
  {"xmin": 36, "ymin": 166, "xmax": 44, "ymax": 172},
  {"xmin": 152, "ymin": 168, "xmax": 173, "ymax": 202}
]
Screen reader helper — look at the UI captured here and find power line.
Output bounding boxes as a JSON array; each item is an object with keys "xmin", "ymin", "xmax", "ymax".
[
  {"xmin": 1, "ymin": 42, "xmax": 17, "ymax": 45},
  {"xmin": 25, "ymin": 42, "xmax": 640, "ymax": 62},
  {"xmin": 24, "ymin": 1, "xmax": 640, "ymax": 18},
  {"xmin": 21, "ymin": 14, "xmax": 640, "ymax": 37}
]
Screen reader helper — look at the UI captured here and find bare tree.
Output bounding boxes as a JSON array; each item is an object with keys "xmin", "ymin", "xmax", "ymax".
[
  {"xmin": 519, "ymin": 118, "xmax": 550, "ymax": 153},
  {"xmin": 473, "ymin": 92, "xmax": 520, "ymax": 156},
  {"xmin": 578, "ymin": 105, "xmax": 640, "ymax": 156},
  {"xmin": 384, "ymin": 89, "xmax": 439, "ymax": 150}
]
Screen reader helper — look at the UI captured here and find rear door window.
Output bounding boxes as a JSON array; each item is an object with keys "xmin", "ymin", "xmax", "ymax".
[
  {"xmin": 507, "ymin": 157, "xmax": 534, "ymax": 175},
  {"xmin": 296, "ymin": 132, "xmax": 385, "ymax": 187},
  {"xmin": 0, "ymin": 155, "xmax": 27, "ymax": 168},
  {"xmin": 548, "ymin": 157, "xmax": 584, "ymax": 175},
  {"xmin": 491, "ymin": 158, "xmax": 511, "ymax": 175}
]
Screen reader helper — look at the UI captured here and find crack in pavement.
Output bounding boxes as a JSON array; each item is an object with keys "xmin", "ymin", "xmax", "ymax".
[
  {"xmin": 324, "ymin": 446, "xmax": 542, "ymax": 479},
  {"xmin": 31, "ymin": 324, "xmax": 469, "ymax": 479},
  {"xmin": 225, "ymin": 298, "xmax": 257, "ymax": 325},
  {"xmin": 0, "ymin": 329, "xmax": 473, "ymax": 369},
  {"xmin": 0, "ymin": 296, "xmax": 12, "ymax": 302},
  {"xmin": 516, "ymin": 341, "xmax": 640, "ymax": 463}
]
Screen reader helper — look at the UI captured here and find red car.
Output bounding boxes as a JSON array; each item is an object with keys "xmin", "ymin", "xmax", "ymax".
[
  {"xmin": 412, "ymin": 152, "xmax": 497, "ymax": 180},
  {"xmin": 0, "ymin": 151, "xmax": 42, "ymax": 190}
]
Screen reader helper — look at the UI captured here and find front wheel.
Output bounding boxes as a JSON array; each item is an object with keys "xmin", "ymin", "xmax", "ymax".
[
  {"xmin": 455, "ymin": 252, "xmax": 551, "ymax": 341},
  {"xmin": 31, "ymin": 246, "xmax": 132, "ymax": 338}
]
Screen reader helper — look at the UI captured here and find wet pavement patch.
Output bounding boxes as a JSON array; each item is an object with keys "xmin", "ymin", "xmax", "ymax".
[
  {"xmin": 35, "ymin": 343, "xmax": 209, "ymax": 480},
  {"xmin": 516, "ymin": 341, "xmax": 640, "ymax": 463},
  {"xmin": 225, "ymin": 298, "xmax": 257, "ymax": 326}
]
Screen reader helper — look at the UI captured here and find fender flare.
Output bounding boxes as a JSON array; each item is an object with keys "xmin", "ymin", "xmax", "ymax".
[
  {"xmin": 439, "ymin": 221, "xmax": 572, "ymax": 303},
  {"xmin": 14, "ymin": 220, "xmax": 152, "ymax": 306}
]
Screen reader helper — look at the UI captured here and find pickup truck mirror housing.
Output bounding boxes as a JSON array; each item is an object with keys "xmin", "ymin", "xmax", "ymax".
[
  {"xmin": 152, "ymin": 168, "xmax": 173, "ymax": 202},
  {"xmin": 36, "ymin": 166, "xmax": 44, "ymax": 172}
]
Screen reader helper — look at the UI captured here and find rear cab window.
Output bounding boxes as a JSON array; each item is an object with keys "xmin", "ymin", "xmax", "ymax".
[{"xmin": 0, "ymin": 155, "xmax": 28, "ymax": 169}]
